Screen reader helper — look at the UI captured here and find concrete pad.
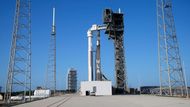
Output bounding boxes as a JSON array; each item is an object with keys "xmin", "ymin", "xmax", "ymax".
[{"xmin": 14, "ymin": 95, "xmax": 190, "ymax": 107}]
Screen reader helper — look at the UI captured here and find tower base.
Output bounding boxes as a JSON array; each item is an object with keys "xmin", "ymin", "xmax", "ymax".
[{"xmin": 80, "ymin": 81, "xmax": 112, "ymax": 96}]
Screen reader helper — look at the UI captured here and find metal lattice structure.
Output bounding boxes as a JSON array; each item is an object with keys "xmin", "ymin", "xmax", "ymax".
[
  {"xmin": 104, "ymin": 9, "xmax": 127, "ymax": 93},
  {"xmin": 5, "ymin": 0, "xmax": 31, "ymax": 103},
  {"xmin": 45, "ymin": 8, "xmax": 56, "ymax": 95},
  {"xmin": 67, "ymin": 68, "xmax": 77, "ymax": 92},
  {"xmin": 114, "ymin": 30, "xmax": 127, "ymax": 91},
  {"xmin": 157, "ymin": 0, "xmax": 188, "ymax": 97}
]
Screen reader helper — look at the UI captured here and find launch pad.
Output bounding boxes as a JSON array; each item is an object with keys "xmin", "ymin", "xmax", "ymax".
[{"xmin": 80, "ymin": 9, "xmax": 127, "ymax": 95}]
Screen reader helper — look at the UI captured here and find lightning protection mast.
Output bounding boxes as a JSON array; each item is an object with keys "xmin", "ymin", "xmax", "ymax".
[
  {"xmin": 157, "ymin": 0, "xmax": 188, "ymax": 97},
  {"xmin": 45, "ymin": 7, "xmax": 56, "ymax": 96},
  {"xmin": 5, "ymin": 0, "xmax": 32, "ymax": 103}
]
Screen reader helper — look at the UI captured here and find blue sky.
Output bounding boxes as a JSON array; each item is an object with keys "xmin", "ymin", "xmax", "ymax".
[{"xmin": 0, "ymin": 0, "xmax": 190, "ymax": 91}]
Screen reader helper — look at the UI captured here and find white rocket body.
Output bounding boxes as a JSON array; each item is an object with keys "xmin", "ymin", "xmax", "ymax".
[
  {"xmin": 87, "ymin": 30, "xmax": 93, "ymax": 81},
  {"xmin": 87, "ymin": 25, "xmax": 106, "ymax": 81}
]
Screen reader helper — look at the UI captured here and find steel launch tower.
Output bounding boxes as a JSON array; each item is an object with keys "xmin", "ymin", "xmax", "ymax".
[
  {"xmin": 87, "ymin": 10, "xmax": 127, "ymax": 94},
  {"xmin": 104, "ymin": 9, "xmax": 127, "ymax": 93},
  {"xmin": 5, "ymin": 0, "xmax": 32, "ymax": 103},
  {"xmin": 45, "ymin": 8, "xmax": 56, "ymax": 95},
  {"xmin": 157, "ymin": 0, "xmax": 188, "ymax": 97}
]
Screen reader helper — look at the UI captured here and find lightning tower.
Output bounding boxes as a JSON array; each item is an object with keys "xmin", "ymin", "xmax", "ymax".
[
  {"xmin": 45, "ymin": 7, "xmax": 56, "ymax": 95},
  {"xmin": 157, "ymin": 0, "xmax": 188, "ymax": 97},
  {"xmin": 5, "ymin": 0, "xmax": 32, "ymax": 103}
]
